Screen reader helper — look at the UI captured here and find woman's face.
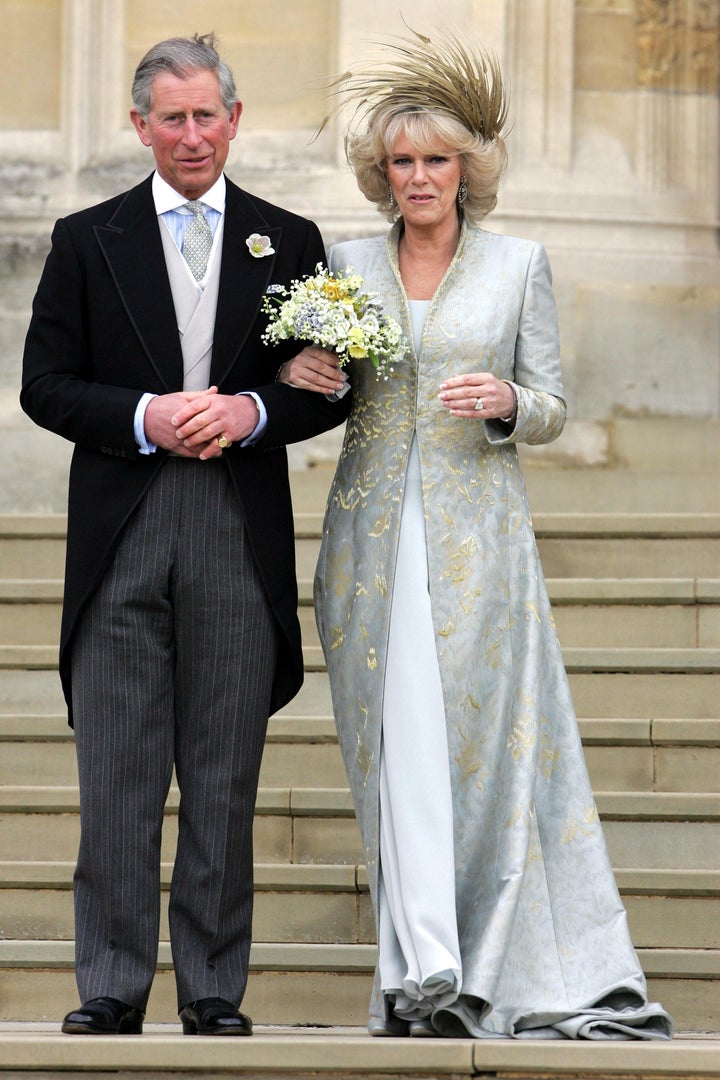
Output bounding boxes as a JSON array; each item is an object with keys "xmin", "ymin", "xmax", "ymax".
[{"xmin": 386, "ymin": 131, "xmax": 463, "ymax": 230}]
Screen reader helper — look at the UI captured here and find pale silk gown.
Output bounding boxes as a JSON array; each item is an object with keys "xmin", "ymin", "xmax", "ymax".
[
  {"xmin": 378, "ymin": 301, "xmax": 462, "ymax": 1016},
  {"xmin": 315, "ymin": 224, "xmax": 673, "ymax": 1039}
]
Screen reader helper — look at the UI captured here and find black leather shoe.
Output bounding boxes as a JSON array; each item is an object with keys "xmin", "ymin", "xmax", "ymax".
[
  {"xmin": 179, "ymin": 997, "xmax": 253, "ymax": 1036},
  {"xmin": 61, "ymin": 996, "xmax": 144, "ymax": 1035}
]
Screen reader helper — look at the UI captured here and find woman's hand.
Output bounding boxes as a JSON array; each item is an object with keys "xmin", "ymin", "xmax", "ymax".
[
  {"xmin": 277, "ymin": 346, "xmax": 347, "ymax": 395},
  {"xmin": 439, "ymin": 373, "xmax": 517, "ymax": 423}
]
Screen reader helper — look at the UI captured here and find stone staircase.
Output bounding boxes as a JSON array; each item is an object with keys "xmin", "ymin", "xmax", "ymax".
[{"xmin": 0, "ymin": 419, "xmax": 719, "ymax": 1077}]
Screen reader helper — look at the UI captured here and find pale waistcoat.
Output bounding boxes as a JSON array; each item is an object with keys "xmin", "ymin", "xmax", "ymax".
[{"xmin": 159, "ymin": 217, "xmax": 224, "ymax": 391}]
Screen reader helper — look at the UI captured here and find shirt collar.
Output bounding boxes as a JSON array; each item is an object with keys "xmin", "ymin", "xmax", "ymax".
[{"xmin": 151, "ymin": 171, "xmax": 226, "ymax": 215}]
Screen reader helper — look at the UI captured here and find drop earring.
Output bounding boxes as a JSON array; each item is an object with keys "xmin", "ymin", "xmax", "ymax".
[{"xmin": 457, "ymin": 175, "xmax": 468, "ymax": 205}]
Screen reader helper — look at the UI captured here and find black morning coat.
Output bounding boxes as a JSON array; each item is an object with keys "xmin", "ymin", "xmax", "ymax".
[{"xmin": 21, "ymin": 174, "xmax": 351, "ymax": 724}]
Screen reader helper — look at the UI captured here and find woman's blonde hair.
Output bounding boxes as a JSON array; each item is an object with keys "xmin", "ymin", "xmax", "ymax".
[
  {"xmin": 347, "ymin": 103, "xmax": 507, "ymax": 225},
  {"xmin": 321, "ymin": 29, "xmax": 509, "ymax": 225}
]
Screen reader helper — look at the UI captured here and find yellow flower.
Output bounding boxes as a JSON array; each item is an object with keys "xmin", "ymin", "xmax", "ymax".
[{"xmin": 347, "ymin": 326, "xmax": 368, "ymax": 358}]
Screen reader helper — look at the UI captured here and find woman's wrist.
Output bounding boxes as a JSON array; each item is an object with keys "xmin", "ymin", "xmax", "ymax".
[{"xmin": 500, "ymin": 383, "xmax": 517, "ymax": 423}]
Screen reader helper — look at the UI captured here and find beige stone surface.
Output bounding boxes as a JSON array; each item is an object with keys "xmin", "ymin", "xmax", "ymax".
[
  {"xmin": 292, "ymin": 818, "xmax": 363, "ymax": 865},
  {"xmin": 583, "ymin": 745, "xmax": 655, "ymax": 791},
  {"xmin": 699, "ymin": 606, "xmax": 720, "ymax": 647},
  {"xmin": 0, "ymin": 1025, "xmax": 716, "ymax": 1078},
  {"xmin": 0, "ymin": 1023, "xmax": 717, "ymax": 1078},
  {"xmin": 572, "ymin": 284, "xmax": 720, "ymax": 420},
  {"xmin": 570, "ymin": 671, "xmax": 720, "ymax": 717},
  {"xmin": 0, "ymin": 812, "xmax": 80, "ymax": 862},
  {"xmin": 575, "ymin": 3, "xmax": 638, "ymax": 93},
  {"xmin": 604, "ymin": 819, "xmax": 719, "ymax": 870},
  {"xmin": 0, "ymin": 961, "xmax": 717, "ymax": 1031},
  {"xmin": 538, "ymin": 537, "xmax": 720, "ymax": 577},
  {"xmin": 557, "ymin": 604, "xmax": 699, "ymax": 648},
  {"xmin": 125, "ymin": 0, "xmax": 336, "ymax": 131},
  {"xmin": 0, "ymin": 0, "xmax": 62, "ymax": 130},
  {"xmin": 625, "ymin": 895, "xmax": 719, "ymax": 948},
  {"xmin": 259, "ymin": 742, "xmax": 347, "ymax": 788},
  {"xmin": 656, "ymin": 746, "xmax": 720, "ymax": 793}
]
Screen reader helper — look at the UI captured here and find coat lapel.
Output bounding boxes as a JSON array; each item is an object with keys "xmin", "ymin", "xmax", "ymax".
[
  {"xmin": 211, "ymin": 180, "xmax": 282, "ymax": 386},
  {"xmin": 94, "ymin": 176, "xmax": 184, "ymax": 392},
  {"xmin": 93, "ymin": 175, "xmax": 283, "ymax": 392}
]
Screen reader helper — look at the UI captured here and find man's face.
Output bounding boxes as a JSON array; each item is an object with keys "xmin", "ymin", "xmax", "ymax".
[{"xmin": 130, "ymin": 68, "xmax": 242, "ymax": 200}]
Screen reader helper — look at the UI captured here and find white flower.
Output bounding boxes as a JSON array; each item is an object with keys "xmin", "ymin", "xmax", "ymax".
[
  {"xmin": 246, "ymin": 233, "xmax": 275, "ymax": 258},
  {"xmin": 261, "ymin": 263, "xmax": 406, "ymax": 380}
]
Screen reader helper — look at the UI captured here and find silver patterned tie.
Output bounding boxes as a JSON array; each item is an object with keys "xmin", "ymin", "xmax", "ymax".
[{"xmin": 183, "ymin": 201, "xmax": 213, "ymax": 281}]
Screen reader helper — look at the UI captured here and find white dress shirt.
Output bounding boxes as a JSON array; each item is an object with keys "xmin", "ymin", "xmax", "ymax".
[{"xmin": 134, "ymin": 172, "xmax": 267, "ymax": 453}]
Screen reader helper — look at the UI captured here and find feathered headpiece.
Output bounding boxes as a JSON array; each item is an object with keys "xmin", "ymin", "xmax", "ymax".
[{"xmin": 318, "ymin": 25, "xmax": 508, "ymax": 144}]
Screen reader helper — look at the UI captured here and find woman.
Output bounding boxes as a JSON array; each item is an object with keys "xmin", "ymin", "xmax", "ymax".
[{"xmin": 280, "ymin": 32, "xmax": 672, "ymax": 1041}]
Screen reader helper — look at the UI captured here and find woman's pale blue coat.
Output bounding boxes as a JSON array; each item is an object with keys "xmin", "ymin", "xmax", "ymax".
[{"xmin": 314, "ymin": 222, "xmax": 671, "ymax": 1039}]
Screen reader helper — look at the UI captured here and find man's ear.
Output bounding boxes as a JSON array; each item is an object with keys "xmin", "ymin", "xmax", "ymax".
[
  {"xmin": 228, "ymin": 101, "xmax": 243, "ymax": 141},
  {"xmin": 130, "ymin": 109, "xmax": 152, "ymax": 147}
]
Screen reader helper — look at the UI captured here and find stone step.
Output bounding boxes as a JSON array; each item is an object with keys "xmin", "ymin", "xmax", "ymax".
[
  {"xmin": 524, "ymin": 470, "xmax": 720, "ymax": 515},
  {"xmin": 0, "ymin": 862, "xmax": 717, "ymax": 950},
  {"xmin": 1, "ymin": 715, "xmax": 718, "ymax": 793},
  {"xmin": 0, "ymin": 517, "xmax": 66, "ymax": 579},
  {"xmin": 11, "ymin": 511, "xmax": 716, "ymax": 542},
  {"xmin": 299, "ymin": 646, "xmax": 720, "ymax": 676},
  {"xmin": 295, "ymin": 513, "xmax": 720, "ymax": 545},
  {"xmin": 3, "ymin": 512, "xmax": 720, "ymax": 582},
  {"xmin": 302, "ymin": 590, "xmax": 720, "ymax": 649},
  {"xmin": 0, "ymin": 862, "xmax": 374, "ymax": 946},
  {"xmin": 3, "ymin": 666, "xmax": 719, "ymax": 723},
  {"xmin": 0, "ymin": 1028, "xmax": 718, "ymax": 1080},
  {"xmin": 297, "ymin": 518, "xmax": 720, "ymax": 589},
  {"xmin": 1, "ymin": 787, "xmax": 718, "ymax": 869},
  {"xmin": 3, "ymin": 643, "xmax": 720, "ymax": 677},
  {"xmin": 4, "ymin": 577, "xmax": 720, "ymax": 649},
  {"xmin": 0, "ymin": 940, "xmax": 716, "ymax": 1033}
]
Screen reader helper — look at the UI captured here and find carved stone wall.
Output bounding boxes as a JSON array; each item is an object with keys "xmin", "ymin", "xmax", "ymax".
[
  {"xmin": 0, "ymin": 0, "xmax": 717, "ymax": 507},
  {"xmin": 495, "ymin": 0, "xmax": 719, "ymax": 432}
]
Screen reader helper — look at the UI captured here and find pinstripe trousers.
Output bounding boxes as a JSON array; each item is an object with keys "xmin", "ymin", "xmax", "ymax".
[{"xmin": 70, "ymin": 458, "xmax": 279, "ymax": 1012}]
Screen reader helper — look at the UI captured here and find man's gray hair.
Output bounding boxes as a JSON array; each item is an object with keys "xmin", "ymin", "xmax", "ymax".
[{"xmin": 131, "ymin": 32, "xmax": 238, "ymax": 118}]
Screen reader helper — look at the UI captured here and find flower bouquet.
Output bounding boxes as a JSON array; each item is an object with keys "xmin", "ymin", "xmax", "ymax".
[{"xmin": 261, "ymin": 264, "xmax": 406, "ymax": 381}]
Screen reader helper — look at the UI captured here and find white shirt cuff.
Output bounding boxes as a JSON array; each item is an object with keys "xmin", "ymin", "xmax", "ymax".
[
  {"xmin": 240, "ymin": 392, "xmax": 267, "ymax": 445},
  {"xmin": 134, "ymin": 393, "xmax": 158, "ymax": 454}
]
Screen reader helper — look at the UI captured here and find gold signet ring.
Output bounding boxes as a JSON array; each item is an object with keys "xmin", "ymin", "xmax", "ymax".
[{"xmin": 217, "ymin": 434, "xmax": 230, "ymax": 448}]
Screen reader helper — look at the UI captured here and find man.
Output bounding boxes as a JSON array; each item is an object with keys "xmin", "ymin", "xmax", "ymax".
[{"xmin": 21, "ymin": 34, "xmax": 349, "ymax": 1036}]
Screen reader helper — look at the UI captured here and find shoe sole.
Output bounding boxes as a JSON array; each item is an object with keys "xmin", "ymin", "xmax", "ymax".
[
  {"xmin": 182, "ymin": 1024, "xmax": 252, "ymax": 1036},
  {"xmin": 61, "ymin": 1023, "xmax": 143, "ymax": 1035}
]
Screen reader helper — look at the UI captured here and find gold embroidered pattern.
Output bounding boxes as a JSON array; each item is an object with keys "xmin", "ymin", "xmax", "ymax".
[
  {"xmin": 455, "ymin": 723, "xmax": 487, "ymax": 787},
  {"xmin": 355, "ymin": 731, "xmax": 374, "ymax": 786}
]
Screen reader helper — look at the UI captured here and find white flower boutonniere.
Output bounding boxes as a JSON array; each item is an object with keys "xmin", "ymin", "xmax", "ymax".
[{"xmin": 246, "ymin": 233, "xmax": 275, "ymax": 258}]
